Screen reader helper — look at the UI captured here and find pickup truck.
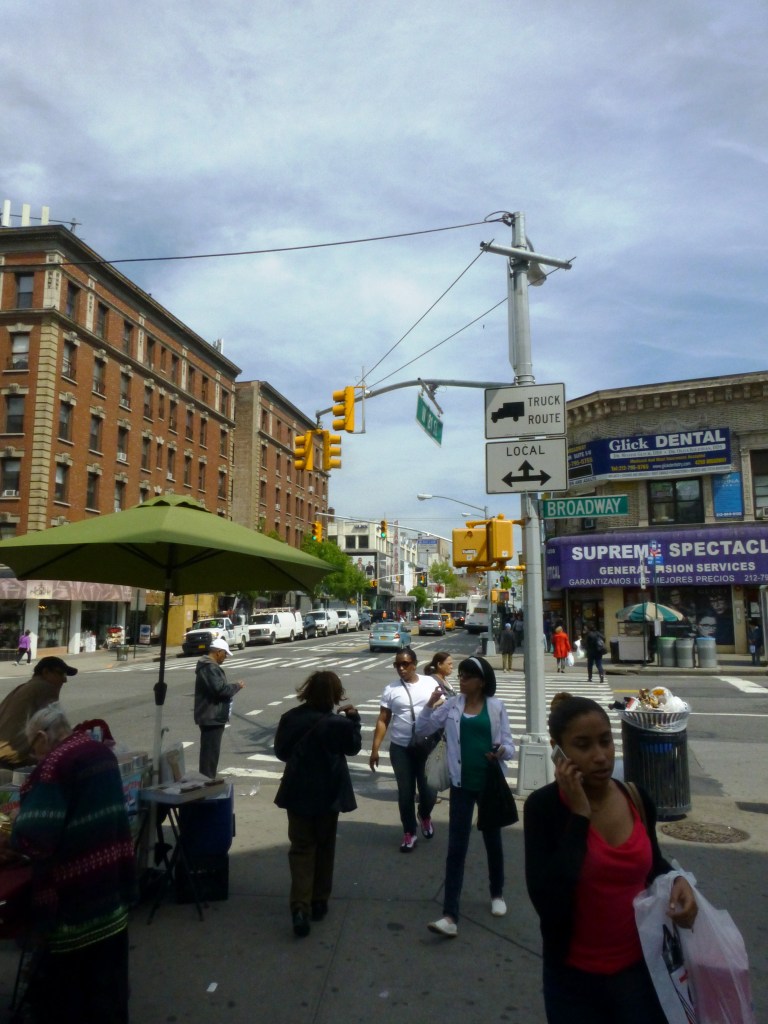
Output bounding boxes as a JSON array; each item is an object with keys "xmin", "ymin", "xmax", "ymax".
[{"xmin": 181, "ymin": 617, "xmax": 247, "ymax": 656}]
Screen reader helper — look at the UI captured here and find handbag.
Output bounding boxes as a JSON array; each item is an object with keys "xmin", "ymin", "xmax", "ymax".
[
  {"xmin": 401, "ymin": 681, "xmax": 440, "ymax": 753},
  {"xmin": 565, "ymin": 651, "xmax": 575, "ymax": 667},
  {"xmin": 476, "ymin": 758, "xmax": 518, "ymax": 831},
  {"xmin": 635, "ymin": 869, "xmax": 756, "ymax": 1024},
  {"xmin": 425, "ymin": 735, "xmax": 450, "ymax": 792}
]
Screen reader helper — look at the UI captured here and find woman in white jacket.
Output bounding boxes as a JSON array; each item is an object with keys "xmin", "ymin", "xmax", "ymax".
[{"xmin": 416, "ymin": 655, "xmax": 515, "ymax": 938}]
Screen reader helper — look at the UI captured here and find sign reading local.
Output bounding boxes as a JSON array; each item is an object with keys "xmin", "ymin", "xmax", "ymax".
[
  {"xmin": 486, "ymin": 437, "xmax": 569, "ymax": 493},
  {"xmin": 568, "ymin": 428, "xmax": 731, "ymax": 483},
  {"xmin": 485, "ymin": 383, "xmax": 566, "ymax": 439},
  {"xmin": 541, "ymin": 495, "xmax": 628, "ymax": 519}
]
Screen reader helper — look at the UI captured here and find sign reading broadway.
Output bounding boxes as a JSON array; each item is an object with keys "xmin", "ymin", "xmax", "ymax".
[
  {"xmin": 541, "ymin": 495, "xmax": 628, "ymax": 519},
  {"xmin": 568, "ymin": 428, "xmax": 731, "ymax": 483}
]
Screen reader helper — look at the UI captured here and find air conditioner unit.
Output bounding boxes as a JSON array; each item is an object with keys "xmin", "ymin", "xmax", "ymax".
[
  {"xmin": 756, "ymin": 507, "xmax": 768, "ymax": 520},
  {"xmin": 2, "ymin": 489, "xmax": 19, "ymax": 497},
  {"xmin": 275, "ymin": 503, "xmax": 281, "ymax": 511},
  {"xmin": 117, "ymin": 452, "xmax": 128, "ymax": 463},
  {"xmin": 582, "ymin": 517, "xmax": 596, "ymax": 530}
]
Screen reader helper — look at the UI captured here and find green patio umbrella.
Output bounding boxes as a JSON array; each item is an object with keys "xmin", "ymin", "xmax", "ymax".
[
  {"xmin": 0, "ymin": 494, "xmax": 331, "ymax": 770},
  {"xmin": 616, "ymin": 602, "xmax": 686, "ymax": 622}
]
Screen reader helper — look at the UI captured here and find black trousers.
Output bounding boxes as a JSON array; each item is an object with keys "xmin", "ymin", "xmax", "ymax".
[
  {"xmin": 199, "ymin": 725, "xmax": 225, "ymax": 778},
  {"xmin": 30, "ymin": 927, "xmax": 129, "ymax": 1024}
]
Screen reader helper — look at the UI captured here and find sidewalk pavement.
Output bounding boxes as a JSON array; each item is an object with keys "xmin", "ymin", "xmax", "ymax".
[{"xmin": 1, "ymin": 648, "xmax": 765, "ymax": 1022}]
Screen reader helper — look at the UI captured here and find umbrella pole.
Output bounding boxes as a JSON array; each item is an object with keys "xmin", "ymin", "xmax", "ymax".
[{"xmin": 151, "ymin": 586, "xmax": 171, "ymax": 783}]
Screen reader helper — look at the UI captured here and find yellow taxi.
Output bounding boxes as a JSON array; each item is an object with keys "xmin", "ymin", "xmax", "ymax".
[{"xmin": 440, "ymin": 612, "xmax": 456, "ymax": 631}]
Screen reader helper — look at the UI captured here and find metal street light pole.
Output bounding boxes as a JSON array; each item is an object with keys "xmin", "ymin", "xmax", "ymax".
[{"xmin": 416, "ymin": 492, "xmax": 496, "ymax": 654}]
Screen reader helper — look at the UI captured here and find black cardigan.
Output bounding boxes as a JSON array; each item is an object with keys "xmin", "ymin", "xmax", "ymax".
[{"xmin": 523, "ymin": 780, "xmax": 672, "ymax": 967}]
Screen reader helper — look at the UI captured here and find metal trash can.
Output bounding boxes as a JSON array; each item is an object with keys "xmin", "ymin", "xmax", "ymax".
[
  {"xmin": 116, "ymin": 644, "xmax": 129, "ymax": 662},
  {"xmin": 609, "ymin": 638, "xmax": 620, "ymax": 664},
  {"xmin": 674, "ymin": 637, "xmax": 694, "ymax": 669},
  {"xmin": 695, "ymin": 636, "xmax": 718, "ymax": 668},
  {"xmin": 620, "ymin": 709, "xmax": 691, "ymax": 820},
  {"xmin": 657, "ymin": 636, "xmax": 676, "ymax": 667}
]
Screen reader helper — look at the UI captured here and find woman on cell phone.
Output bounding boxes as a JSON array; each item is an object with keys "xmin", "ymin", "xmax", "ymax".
[{"xmin": 523, "ymin": 692, "xmax": 697, "ymax": 1023}]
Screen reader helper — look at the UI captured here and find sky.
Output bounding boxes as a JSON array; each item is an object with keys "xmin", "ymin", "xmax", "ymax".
[{"xmin": 2, "ymin": 0, "xmax": 766, "ymax": 545}]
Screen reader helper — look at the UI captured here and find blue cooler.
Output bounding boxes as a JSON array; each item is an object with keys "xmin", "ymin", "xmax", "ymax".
[{"xmin": 176, "ymin": 785, "xmax": 234, "ymax": 902}]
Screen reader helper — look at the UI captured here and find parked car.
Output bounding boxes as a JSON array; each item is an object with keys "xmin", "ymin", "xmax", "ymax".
[
  {"xmin": 301, "ymin": 614, "xmax": 319, "ymax": 640},
  {"xmin": 181, "ymin": 617, "xmax": 247, "ymax": 655},
  {"xmin": 335, "ymin": 608, "xmax": 361, "ymax": 631},
  {"xmin": 310, "ymin": 609, "xmax": 340, "ymax": 636},
  {"xmin": 440, "ymin": 612, "xmax": 456, "ymax": 631},
  {"xmin": 369, "ymin": 621, "xmax": 412, "ymax": 652},
  {"xmin": 247, "ymin": 609, "xmax": 302, "ymax": 645},
  {"xmin": 417, "ymin": 611, "xmax": 445, "ymax": 636}
]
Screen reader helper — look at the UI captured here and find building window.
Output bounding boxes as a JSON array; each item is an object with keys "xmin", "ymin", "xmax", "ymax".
[
  {"xmin": 199, "ymin": 418, "xmax": 207, "ymax": 447},
  {"xmin": 141, "ymin": 435, "xmax": 151, "ymax": 470},
  {"xmin": 345, "ymin": 536, "xmax": 356, "ymax": 549},
  {"xmin": 144, "ymin": 386, "xmax": 153, "ymax": 419},
  {"xmin": 220, "ymin": 429, "xmax": 228, "ymax": 458},
  {"xmin": 167, "ymin": 448, "xmax": 176, "ymax": 480},
  {"xmin": 58, "ymin": 402, "xmax": 73, "ymax": 442},
  {"xmin": 219, "ymin": 388, "xmax": 229, "ymax": 416},
  {"xmin": 54, "ymin": 463, "xmax": 69, "ymax": 503},
  {"xmin": 187, "ymin": 365, "xmax": 196, "ymax": 396},
  {"xmin": 197, "ymin": 462, "xmax": 206, "ymax": 490},
  {"xmin": 218, "ymin": 471, "xmax": 227, "ymax": 500},
  {"xmin": 65, "ymin": 282, "xmax": 79, "ymax": 320},
  {"xmin": 183, "ymin": 455, "xmax": 192, "ymax": 486},
  {"xmin": 168, "ymin": 400, "xmax": 177, "ymax": 433},
  {"xmin": 170, "ymin": 354, "xmax": 179, "ymax": 384},
  {"xmin": 86, "ymin": 472, "xmax": 100, "ymax": 510},
  {"xmin": 62, "ymin": 339, "xmax": 77, "ymax": 379},
  {"xmin": 155, "ymin": 442, "xmax": 163, "ymax": 470},
  {"xmin": 114, "ymin": 480, "xmax": 126, "ymax": 512},
  {"xmin": 158, "ymin": 392, "xmax": 165, "ymax": 419},
  {"xmin": 260, "ymin": 479, "xmax": 267, "ymax": 503},
  {"xmin": 122, "ymin": 320, "xmax": 133, "ymax": 357},
  {"xmin": 0, "ymin": 523, "xmax": 16, "ymax": 539},
  {"xmin": 159, "ymin": 347, "xmax": 167, "ymax": 373},
  {"xmin": 5, "ymin": 395, "xmax": 24, "ymax": 433},
  {"xmin": 119, "ymin": 373, "xmax": 131, "ymax": 409},
  {"xmin": 9, "ymin": 333, "xmax": 30, "ymax": 370},
  {"xmin": 201, "ymin": 376, "xmax": 209, "ymax": 403},
  {"xmin": 648, "ymin": 478, "xmax": 704, "ymax": 525},
  {"xmin": 117, "ymin": 425, "xmax": 129, "ymax": 460},
  {"xmin": 1, "ymin": 457, "xmax": 21, "ymax": 494},
  {"xmin": 15, "ymin": 273, "xmax": 34, "ymax": 309},
  {"xmin": 96, "ymin": 303, "xmax": 108, "ymax": 340},
  {"xmin": 145, "ymin": 336, "xmax": 156, "ymax": 369},
  {"xmin": 92, "ymin": 358, "xmax": 106, "ymax": 395},
  {"xmin": 750, "ymin": 451, "xmax": 768, "ymax": 515},
  {"xmin": 185, "ymin": 409, "xmax": 194, "ymax": 440},
  {"xmin": 89, "ymin": 415, "xmax": 103, "ymax": 452}
]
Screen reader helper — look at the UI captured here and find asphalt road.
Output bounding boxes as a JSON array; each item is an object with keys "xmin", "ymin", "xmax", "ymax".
[{"xmin": 6, "ymin": 631, "xmax": 765, "ymax": 800}]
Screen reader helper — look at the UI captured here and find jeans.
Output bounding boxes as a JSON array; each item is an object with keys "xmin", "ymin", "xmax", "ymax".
[
  {"xmin": 388, "ymin": 741, "xmax": 436, "ymax": 834},
  {"xmin": 287, "ymin": 810, "xmax": 339, "ymax": 912},
  {"xmin": 543, "ymin": 960, "xmax": 667, "ymax": 1024},
  {"xmin": 586, "ymin": 653, "xmax": 604, "ymax": 681},
  {"xmin": 443, "ymin": 785, "xmax": 504, "ymax": 923}
]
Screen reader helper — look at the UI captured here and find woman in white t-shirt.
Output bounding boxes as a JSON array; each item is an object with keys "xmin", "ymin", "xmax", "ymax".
[{"xmin": 369, "ymin": 647, "xmax": 438, "ymax": 852}]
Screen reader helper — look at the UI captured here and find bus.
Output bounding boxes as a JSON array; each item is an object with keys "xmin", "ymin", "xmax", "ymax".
[
  {"xmin": 465, "ymin": 596, "xmax": 490, "ymax": 634},
  {"xmin": 431, "ymin": 595, "xmax": 482, "ymax": 628}
]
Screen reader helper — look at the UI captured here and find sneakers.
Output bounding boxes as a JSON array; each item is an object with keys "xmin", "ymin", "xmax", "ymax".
[
  {"xmin": 428, "ymin": 917, "xmax": 458, "ymax": 938},
  {"xmin": 417, "ymin": 813, "xmax": 434, "ymax": 839},
  {"xmin": 491, "ymin": 897, "xmax": 507, "ymax": 917},
  {"xmin": 399, "ymin": 832, "xmax": 417, "ymax": 853},
  {"xmin": 292, "ymin": 910, "xmax": 310, "ymax": 937}
]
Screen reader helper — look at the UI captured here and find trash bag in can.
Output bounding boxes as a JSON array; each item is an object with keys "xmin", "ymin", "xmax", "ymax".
[{"xmin": 619, "ymin": 709, "xmax": 691, "ymax": 820}]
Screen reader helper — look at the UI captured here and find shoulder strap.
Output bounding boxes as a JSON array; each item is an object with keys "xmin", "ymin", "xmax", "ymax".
[
  {"xmin": 624, "ymin": 781, "xmax": 648, "ymax": 831},
  {"xmin": 401, "ymin": 680, "xmax": 417, "ymax": 740}
]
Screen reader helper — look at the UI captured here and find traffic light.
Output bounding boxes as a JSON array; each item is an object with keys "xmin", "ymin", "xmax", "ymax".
[
  {"xmin": 312, "ymin": 521, "xmax": 323, "ymax": 543},
  {"xmin": 293, "ymin": 430, "xmax": 314, "ymax": 471},
  {"xmin": 379, "ymin": 520, "xmax": 387, "ymax": 539},
  {"xmin": 488, "ymin": 516, "xmax": 514, "ymax": 562},
  {"xmin": 369, "ymin": 578, "xmax": 377, "ymax": 588},
  {"xmin": 322, "ymin": 431, "xmax": 342, "ymax": 471},
  {"xmin": 331, "ymin": 386, "xmax": 355, "ymax": 433}
]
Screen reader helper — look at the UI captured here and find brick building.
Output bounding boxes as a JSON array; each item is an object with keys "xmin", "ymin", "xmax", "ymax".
[
  {"xmin": 544, "ymin": 371, "xmax": 768, "ymax": 656},
  {"xmin": 0, "ymin": 219, "xmax": 240, "ymax": 654},
  {"xmin": 232, "ymin": 380, "xmax": 329, "ymax": 546}
]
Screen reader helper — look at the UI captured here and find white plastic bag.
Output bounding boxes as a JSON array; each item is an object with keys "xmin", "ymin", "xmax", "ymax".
[
  {"xmin": 565, "ymin": 651, "xmax": 575, "ymax": 667},
  {"xmin": 574, "ymin": 638, "xmax": 586, "ymax": 660},
  {"xmin": 425, "ymin": 735, "xmax": 450, "ymax": 792},
  {"xmin": 635, "ymin": 870, "xmax": 756, "ymax": 1024}
]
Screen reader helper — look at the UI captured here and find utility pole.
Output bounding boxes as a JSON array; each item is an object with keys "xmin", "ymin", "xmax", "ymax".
[{"xmin": 481, "ymin": 214, "xmax": 572, "ymax": 793}]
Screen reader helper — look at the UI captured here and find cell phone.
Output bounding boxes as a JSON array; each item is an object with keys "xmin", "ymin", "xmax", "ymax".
[{"xmin": 550, "ymin": 744, "xmax": 567, "ymax": 766}]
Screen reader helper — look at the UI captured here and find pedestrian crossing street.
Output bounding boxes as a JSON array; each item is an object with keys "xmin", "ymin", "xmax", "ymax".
[{"xmin": 221, "ymin": 674, "xmax": 623, "ymax": 792}]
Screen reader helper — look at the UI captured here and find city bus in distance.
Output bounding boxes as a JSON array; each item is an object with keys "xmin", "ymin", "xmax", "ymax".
[
  {"xmin": 431, "ymin": 598, "xmax": 468, "ymax": 627},
  {"xmin": 465, "ymin": 597, "xmax": 489, "ymax": 634}
]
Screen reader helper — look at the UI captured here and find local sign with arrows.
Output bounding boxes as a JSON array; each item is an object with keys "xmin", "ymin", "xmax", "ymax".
[{"xmin": 485, "ymin": 437, "xmax": 569, "ymax": 494}]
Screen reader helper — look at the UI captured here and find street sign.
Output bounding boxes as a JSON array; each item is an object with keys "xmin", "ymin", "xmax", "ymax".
[
  {"xmin": 485, "ymin": 437, "xmax": 568, "ymax": 494},
  {"xmin": 541, "ymin": 495, "xmax": 629, "ymax": 519},
  {"xmin": 485, "ymin": 383, "xmax": 566, "ymax": 440},
  {"xmin": 416, "ymin": 393, "xmax": 443, "ymax": 446}
]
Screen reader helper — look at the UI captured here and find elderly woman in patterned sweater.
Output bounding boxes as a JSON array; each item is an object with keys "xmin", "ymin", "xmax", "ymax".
[{"xmin": 6, "ymin": 702, "xmax": 136, "ymax": 1024}]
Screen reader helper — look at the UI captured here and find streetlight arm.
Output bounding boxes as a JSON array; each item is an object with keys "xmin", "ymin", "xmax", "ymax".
[{"xmin": 417, "ymin": 493, "xmax": 487, "ymax": 515}]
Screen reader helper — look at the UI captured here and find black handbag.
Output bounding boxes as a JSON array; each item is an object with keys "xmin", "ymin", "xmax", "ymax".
[
  {"xmin": 401, "ymin": 681, "xmax": 441, "ymax": 753},
  {"xmin": 476, "ymin": 758, "xmax": 518, "ymax": 831}
]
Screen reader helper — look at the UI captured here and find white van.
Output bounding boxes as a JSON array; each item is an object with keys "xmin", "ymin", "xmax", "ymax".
[
  {"xmin": 311, "ymin": 609, "xmax": 340, "ymax": 636},
  {"xmin": 247, "ymin": 610, "xmax": 303, "ymax": 645},
  {"xmin": 335, "ymin": 608, "xmax": 360, "ymax": 632}
]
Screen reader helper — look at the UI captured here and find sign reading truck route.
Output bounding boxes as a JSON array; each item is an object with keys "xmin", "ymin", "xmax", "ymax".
[{"xmin": 484, "ymin": 383, "xmax": 566, "ymax": 440}]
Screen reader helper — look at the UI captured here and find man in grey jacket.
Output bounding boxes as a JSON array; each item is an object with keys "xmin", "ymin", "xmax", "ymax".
[{"xmin": 193, "ymin": 637, "xmax": 245, "ymax": 777}]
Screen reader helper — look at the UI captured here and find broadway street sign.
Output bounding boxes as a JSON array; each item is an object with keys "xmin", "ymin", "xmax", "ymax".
[{"xmin": 541, "ymin": 495, "xmax": 629, "ymax": 519}]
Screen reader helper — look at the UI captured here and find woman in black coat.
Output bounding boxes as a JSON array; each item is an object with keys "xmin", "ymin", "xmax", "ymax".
[{"xmin": 274, "ymin": 670, "xmax": 361, "ymax": 937}]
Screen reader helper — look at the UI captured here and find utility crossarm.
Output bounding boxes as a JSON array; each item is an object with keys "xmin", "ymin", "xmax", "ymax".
[{"xmin": 315, "ymin": 378, "xmax": 510, "ymax": 422}]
